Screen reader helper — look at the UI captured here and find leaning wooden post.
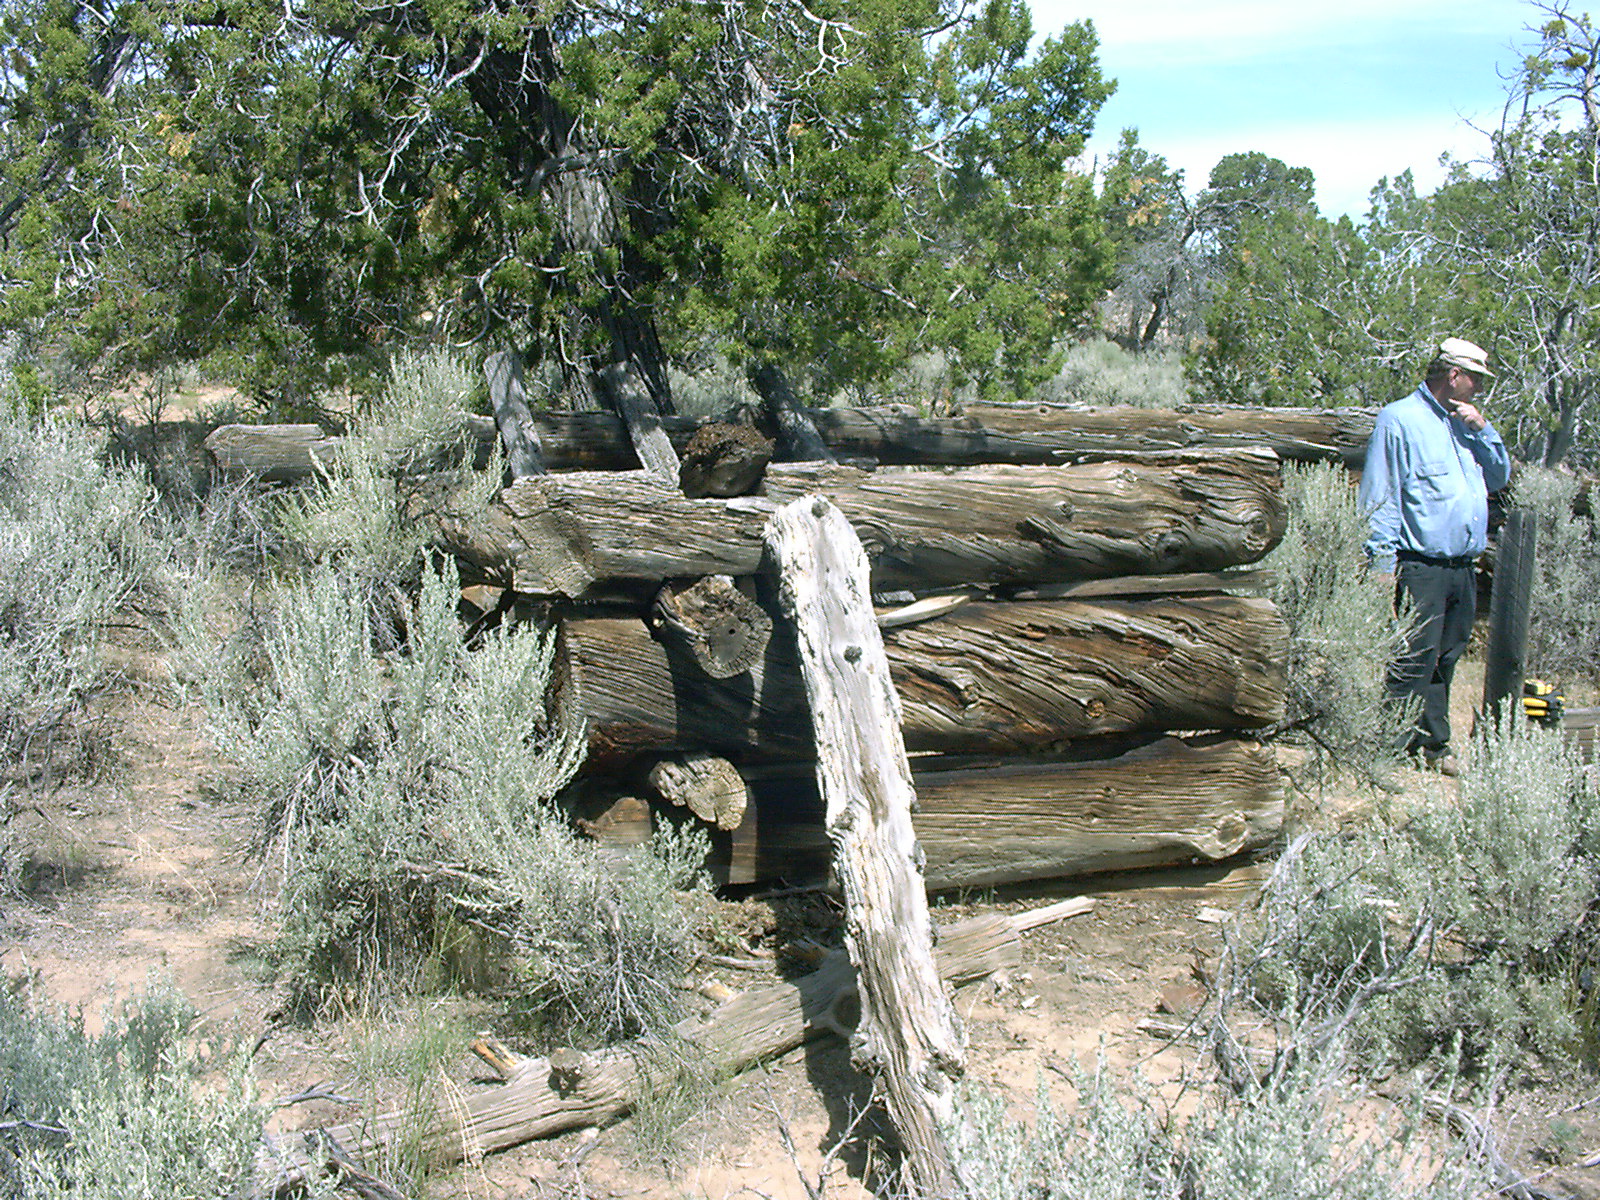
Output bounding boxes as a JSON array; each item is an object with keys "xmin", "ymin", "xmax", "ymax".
[
  {"xmin": 765, "ymin": 494, "xmax": 966, "ymax": 1198},
  {"xmin": 598, "ymin": 362, "xmax": 680, "ymax": 482},
  {"xmin": 482, "ymin": 351, "xmax": 547, "ymax": 479}
]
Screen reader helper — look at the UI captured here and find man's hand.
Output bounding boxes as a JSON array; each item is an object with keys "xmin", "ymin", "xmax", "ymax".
[{"xmin": 1446, "ymin": 400, "xmax": 1488, "ymax": 431}]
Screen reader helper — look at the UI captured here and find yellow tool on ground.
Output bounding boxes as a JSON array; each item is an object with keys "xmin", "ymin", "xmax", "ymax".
[{"xmin": 1523, "ymin": 679, "xmax": 1565, "ymax": 727}]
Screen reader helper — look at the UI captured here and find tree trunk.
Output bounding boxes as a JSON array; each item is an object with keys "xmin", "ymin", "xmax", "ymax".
[
  {"xmin": 460, "ymin": 39, "xmax": 675, "ymax": 417},
  {"xmin": 411, "ymin": 452, "xmax": 1286, "ymax": 599},
  {"xmin": 765, "ymin": 495, "xmax": 965, "ymax": 1196},
  {"xmin": 558, "ymin": 594, "xmax": 1287, "ymax": 768},
  {"xmin": 750, "ymin": 362, "xmax": 834, "ymax": 462}
]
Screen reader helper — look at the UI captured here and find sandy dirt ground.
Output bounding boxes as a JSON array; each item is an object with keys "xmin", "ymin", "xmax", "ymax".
[{"xmin": 7, "ymin": 646, "xmax": 1600, "ymax": 1200}]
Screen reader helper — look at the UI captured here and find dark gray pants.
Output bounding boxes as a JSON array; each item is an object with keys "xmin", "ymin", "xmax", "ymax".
[{"xmin": 1388, "ymin": 559, "xmax": 1476, "ymax": 756}]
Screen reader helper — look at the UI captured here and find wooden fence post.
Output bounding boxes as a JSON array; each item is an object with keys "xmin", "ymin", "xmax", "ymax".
[
  {"xmin": 1482, "ymin": 509, "xmax": 1536, "ymax": 723},
  {"xmin": 765, "ymin": 494, "xmax": 966, "ymax": 1198}
]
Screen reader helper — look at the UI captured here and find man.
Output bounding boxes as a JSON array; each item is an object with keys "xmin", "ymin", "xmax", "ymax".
[{"xmin": 1359, "ymin": 337, "xmax": 1512, "ymax": 776}]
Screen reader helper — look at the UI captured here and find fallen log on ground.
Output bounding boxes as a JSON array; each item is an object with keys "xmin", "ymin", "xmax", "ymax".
[
  {"xmin": 262, "ymin": 900, "xmax": 1095, "ymax": 1193},
  {"xmin": 206, "ymin": 402, "xmax": 1372, "ymax": 480},
  {"xmin": 561, "ymin": 595, "xmax": 1287, "ymax": 767},
  {"xmin": 581, "ymin": 734, "xmax": 1284, "ymax": 887},
  {"xmin": 413, "ymin": 451, "xmax": 1285, "ymax": 598}
]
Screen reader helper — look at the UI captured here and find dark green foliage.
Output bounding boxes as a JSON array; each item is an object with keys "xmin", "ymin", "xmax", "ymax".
[
  {"xmin": 0, "ymin": 0, "xmax": 1116, "ymax": 407},
  {"xmin": 1190, "ymin": 204, "xmax": 1394, "ymax": 407}
]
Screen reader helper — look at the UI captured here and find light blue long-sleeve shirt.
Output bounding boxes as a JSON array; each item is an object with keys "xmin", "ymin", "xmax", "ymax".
[{"xmin": 1359, "ymin": 383, "xmax": 1512, "ymax": 573}]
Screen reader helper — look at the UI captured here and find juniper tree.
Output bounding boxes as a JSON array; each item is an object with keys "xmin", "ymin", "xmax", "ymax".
[{"xmin": 0, "ymin": 0, "xmax": 1115, "ymax": 409}]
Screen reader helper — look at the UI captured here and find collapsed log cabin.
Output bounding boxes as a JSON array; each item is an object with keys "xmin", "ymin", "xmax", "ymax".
[{"xmin": 211, "ymin": 390, "xmax": 1306, "ymax": 893}]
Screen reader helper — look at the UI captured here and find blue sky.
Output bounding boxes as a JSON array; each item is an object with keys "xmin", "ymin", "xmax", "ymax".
[{"xmin": 1026, "ymin": 0, "xmax": 1538, "ymax": 219}]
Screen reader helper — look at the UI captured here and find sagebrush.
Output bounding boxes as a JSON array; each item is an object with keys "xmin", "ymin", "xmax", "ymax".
[
  {"xmin": 1034, "ymin": 340, "xmax": 1187, "ymax": 409},
  {"xmin": 946, "ymin": 1053, "xmax": 1475, "ymax": 1200},
  {"xmin": 0, "ymin": 410, "xmax": 167, "ymax": 790},
  {"xmin": 0, "ymin": 977, "xmax": 264, "ymax": 1200},
  {"xmin": 1228, "ymin": 717, "xmax": 1600, "ymax": 1075},
  {"xmin": 1512, "ymin": 464, "xmax": 1600, "ymax": 679},
  {"xmin": 1263, "ymin": 460, "xmax": 1415, "ymax": 789},
  {"xmin": 185, "ymin": 552, "xmax": 705, "ymax": 1041}
]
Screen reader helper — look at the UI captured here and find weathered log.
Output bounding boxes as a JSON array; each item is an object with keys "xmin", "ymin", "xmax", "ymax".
[
  {"xmin": 813, "ymin": 401, "xmax": 1377, "ymax": 467},
  {"xmin": 1007, "ymin": 568, "xmax": 1275, "ymax": 601},
  {"xmin": 205, "ymin": 414, "xmax": 662, "ymax": 480},
  {"xmin": 561, "ymin": 595, "xmax": 1288, "ymax": 768},
  {"xmin": 483, "ymin": 352, "xmax": 547, "ymax": 478},
  {"xmin": 207, "ymin": 403, "xmax": 1370, "ymax": 481},
  {"xmin": 417, "ymin": 452, "xmax": 1286, "ymax": 599},
  {"xmin": 766, "ymin": 495, "xmax": 964, "ymax": 1195},
  {"xmin": 724, "ymin": 734, "xmax": 1283, "ymax": 887},
  {"xmin": 648, "ymin": 575, "xmax": 771, "ymax": 678},
  {"xmin": 678, "ymin": 422, "xmax": 775, "ymax": 497},
  {"xmin": 577, "ymin": 734, "xmax": 1283, "ymax": 888},
  {"xmin": 597, "ymin": 363, "xmax": 679, "ymax": 482},
  {"xmin": 265, "ymin": 903, "xmax": 1070, "ymax": 1193},
  {"xmin": 647, "ymin": 754, "xmax": 748, "ymax": 830}
]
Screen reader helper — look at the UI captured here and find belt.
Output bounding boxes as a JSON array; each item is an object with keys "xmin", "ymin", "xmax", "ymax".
[{"xmin": 1397, "ymin": 549, "xmax": 1478, "ymax": 568}]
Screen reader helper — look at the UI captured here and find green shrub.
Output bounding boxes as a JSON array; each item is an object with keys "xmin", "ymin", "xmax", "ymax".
[
  {"xmin": 188, "ymin": 553, "xmax": 704, "ymax": 1039},
  {"xmin": 669, "ymin": 357, "xmax": 760, "ymax": 422},
  {"xmin": 272, "ymin": 347, "xmax": 499, "ymax": 652},
  {"xmin": 1234, "ymin": 717, "xmax": 1600, "ymax": 1074},
  {"xmin": 1263, "ymin": 461, "xmax": 1415, "ymax": 789},
  {"xmin": 1511, "ymin": 464, "xmax": 1600, "ymax": 679},
  {"xmin": 0, "ymin": 978, "xmax": 263, "ymax": 1200}
]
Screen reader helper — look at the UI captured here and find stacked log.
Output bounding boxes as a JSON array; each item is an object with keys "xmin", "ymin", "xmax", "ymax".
[
  {"xmin": 408, "ymin": 451, "xmax": 1286, "ymax": 597},
  {"xmin": 204, "ymin": 400, "xmax": 1375, "ymax": 480},
  {"xmin": 402, "ymin": 444, "xmax": 1292, "ymax": 890}
]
